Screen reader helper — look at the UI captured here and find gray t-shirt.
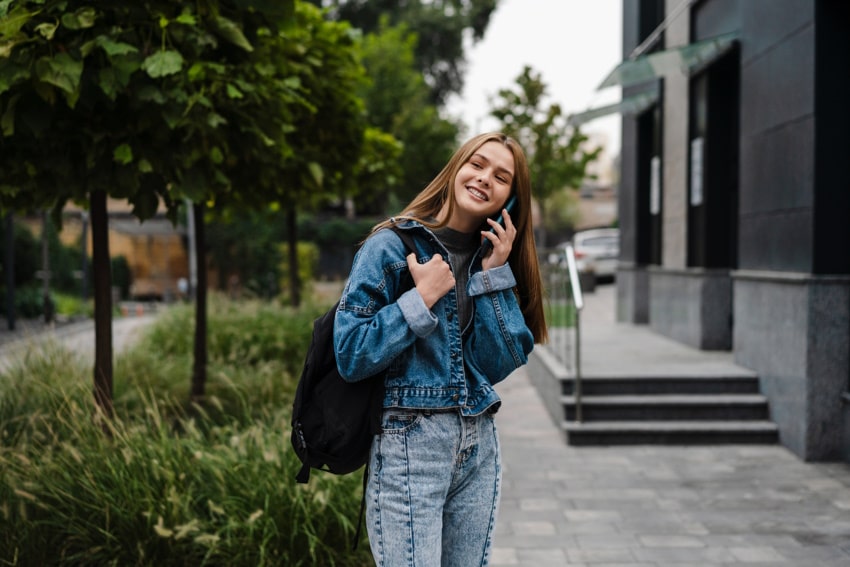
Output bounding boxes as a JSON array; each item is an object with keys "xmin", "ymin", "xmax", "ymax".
[{"xmin": 433, "ymin": 226, "xmax": 479, "ymax": 332}]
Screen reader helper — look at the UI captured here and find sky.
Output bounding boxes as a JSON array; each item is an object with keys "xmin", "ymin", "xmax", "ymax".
[{"xmin": 446, "ymin": 0, "xmax": 624, "ymax": 155}]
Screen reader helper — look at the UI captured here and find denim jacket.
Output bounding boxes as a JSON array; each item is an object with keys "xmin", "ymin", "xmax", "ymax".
[{"xmin": 333, "ymin": 219, "xmax": 535, "ymax": 416}]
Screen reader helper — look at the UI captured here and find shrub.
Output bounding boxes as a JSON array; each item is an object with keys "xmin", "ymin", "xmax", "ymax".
[
  {"xmin": 0, "ymin": 299, "xmax": 372, "ymax": 566},
  {"xmin": 0, "ymin": 284, "xmax": 50, "ymax": 318},
  {"xmin": 278, "ymin": 242, "xmax": 320, "ymax": 303}
]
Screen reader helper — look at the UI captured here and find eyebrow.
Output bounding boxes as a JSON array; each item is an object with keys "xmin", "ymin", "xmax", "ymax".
[{"xmin": 471, "ymin": 152, "xmax": 514, "ymax": 180}]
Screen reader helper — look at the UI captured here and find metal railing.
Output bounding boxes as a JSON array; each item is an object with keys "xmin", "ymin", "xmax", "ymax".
[{"xmin": 540, "ymin": 244, "xmax": 585, "ymax": 422}]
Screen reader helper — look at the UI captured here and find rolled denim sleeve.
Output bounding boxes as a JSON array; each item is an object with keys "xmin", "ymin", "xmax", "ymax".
[
  {"xmin": 397, "ymin": 288, "xmax": 438, "ymax": 337},
  {"xmin": 467, "ymin": 262, "xmax": 517, "ymax": 296}
]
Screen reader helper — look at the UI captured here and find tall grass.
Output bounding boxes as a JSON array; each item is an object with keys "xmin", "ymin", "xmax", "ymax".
[{"xmin": 0, "ymin": 297, "xmax": 373, "ymax": 566}]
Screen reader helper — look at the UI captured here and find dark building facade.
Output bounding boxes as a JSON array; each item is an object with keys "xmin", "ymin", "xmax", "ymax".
[{"xmin": 612, "ymin": 0, "xmax": 850, "ymax": 462}]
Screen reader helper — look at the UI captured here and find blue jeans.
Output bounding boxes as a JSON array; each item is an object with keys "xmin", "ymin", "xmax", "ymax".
[{"xmin": 366, "ymin": 409, "xmax": 502, "ymax": 567}]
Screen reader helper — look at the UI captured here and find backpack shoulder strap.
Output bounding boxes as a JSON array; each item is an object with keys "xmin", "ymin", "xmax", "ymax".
[{"xmin": 387, "ymin": 225, "xmax": 418, "ymax": 258}]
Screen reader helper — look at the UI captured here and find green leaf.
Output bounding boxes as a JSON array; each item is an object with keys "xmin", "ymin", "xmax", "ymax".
[
  {"xmin": 0, "ymin": 5, "xmax": 33, "ymax": 38},
  {"xmin": 0, "ymin": 62, "xmax": 28, "ymax": 96},
  {"xmin": 138, "ymin": 159, "xmax": 153, "ymax": 173},
  {"xmin": 1, "ymin": 93, "xmax": 19, "ymax": 135},
  {"xmin": 130, "ymin": 189, "xmax": 159, "ymax": 221},
  {"xmin": 178, "ymin": 166, "xmax": 208, "ymax": 202},
  {"xmin": 34, "ymin": 53, "xmax": 83, "ymax": 95},
  {"xmin": 225, "ymin": 83, "xmax": 243, "ymax": 99},
  {"xmin": 34, "ymin": 22, "xmax": 56, "ymax": 40},
  {"xmin": 206, "ymin": 112, "xmax": 227, "ymax": 128},
  {"xmin": 142, "ymin": 50, "xmax": 184, "ymax": 78},
  {"xmin": 61, "ymin": 7, "xmax": 97, "ymax": 30},
  {"xmin": 94, "ymin": 36, "xmax": 138, "ymax": 57},
  {"xmin": 307, "ymin": 162, "xmax": 323, "ymax": 187},
  {"xmin": 211, "ymin": 16, "xmax": 253, "ymax": 52},
  {"xmin": 210, "ymin": 147, "xmax": 224, "ymax": 164},
  {"xmin": 232, "ymin": 0, "xmax": 294, "ymax": 21},
  {"xmin": 113, "ymin": 144, "xmax": 133, "ymax": 165},
  {"xmin": 97, "ymin": 68, "xmax": 117, "ymax": 99},
  {"xmin": 96, "ymin": 59, "xmax": 140, "ymax": 100},
  {"xmin": 175, "ymin": 13, "xmax": 196, "ymax": 26}
]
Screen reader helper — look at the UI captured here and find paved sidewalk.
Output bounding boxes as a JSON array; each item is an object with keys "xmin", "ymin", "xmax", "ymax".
[
  {"xmin": 493, "ymin": 284, "xmax": 850, "ymax": 566},
  {"xmin": 0, "ymin": 313, "xmax": 158, "ymax": 369}
]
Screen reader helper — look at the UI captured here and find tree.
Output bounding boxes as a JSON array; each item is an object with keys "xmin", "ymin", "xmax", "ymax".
[
  {"xmin": 314, "ymin": 0, "xmax": 498, "ymax": 105},
  {"xmin": 489, "ymin": 66, "xmax": 601, "ymax": 245},
  {"xmin": 354, "ymin": 17, "xmax": 458, "ymax": 208},
  {"xmin": 0, "ymin": 0, "xmax": 367, "ymax": 410}
]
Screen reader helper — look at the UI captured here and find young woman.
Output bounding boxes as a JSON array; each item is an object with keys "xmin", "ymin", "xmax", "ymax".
[{"xmin": 334, "ymin": 132, "xmax": 547, "ymax": 566}]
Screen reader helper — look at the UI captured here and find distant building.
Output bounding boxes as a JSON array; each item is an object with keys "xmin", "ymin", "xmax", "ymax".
[
  {"xmin": 579, "ymin": 1, "xmax": 849, "ymax": 462},
  {"xmin": 60, "ymin": 199, "xmax": 189, "ymax": 301}
]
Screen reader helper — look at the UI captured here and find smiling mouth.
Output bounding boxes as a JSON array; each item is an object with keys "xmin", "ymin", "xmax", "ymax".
[{"xmin": 467, "ymin": 187, "xmax": 488, "ymax": 201}]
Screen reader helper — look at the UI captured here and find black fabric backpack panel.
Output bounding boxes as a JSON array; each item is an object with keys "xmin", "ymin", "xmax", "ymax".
[{"xmin": 291, "ymin": 226, "xmax": 417, "ymax": 483}]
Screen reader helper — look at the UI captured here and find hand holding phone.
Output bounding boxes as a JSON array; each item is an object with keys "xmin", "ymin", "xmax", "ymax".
[{"xmin": 481, "ymin": 194, "xmax": 517, "ymax": 252}]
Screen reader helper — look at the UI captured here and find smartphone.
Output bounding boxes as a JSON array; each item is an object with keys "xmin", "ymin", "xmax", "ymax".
[{"xmin": 482, "ymin": 194, "xmax": 517, "ymax": 250}]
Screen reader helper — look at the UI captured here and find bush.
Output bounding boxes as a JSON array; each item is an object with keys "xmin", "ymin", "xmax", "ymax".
[
  {"xmin": 0, "ymin": 285, "xmax": 50, "ymax": 318},
  {"xmin": 0, "ymin": 298, "xmax": 372, "ymax": 566},
  {"xmin": 52, "ymin": 291, "xmax": 93, "ymax": 319},
  {"xmin": 278, "ymin": 242, "xmax": 320, "ymax": 303}
]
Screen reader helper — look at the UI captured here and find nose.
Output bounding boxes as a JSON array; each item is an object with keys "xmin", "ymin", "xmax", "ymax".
[{"xmin": 477, "ymin": 168, "xmax": 491, "ymax": 186}]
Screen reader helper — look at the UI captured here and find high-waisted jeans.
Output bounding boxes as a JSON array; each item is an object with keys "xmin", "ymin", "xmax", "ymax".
[{"xmin": 365, "ymin": 409, "xmax": 502, "ymax": 567}]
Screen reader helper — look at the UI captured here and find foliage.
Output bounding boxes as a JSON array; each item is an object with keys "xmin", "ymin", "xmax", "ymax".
[
  {"xmin": 52, "ymin": 291, "xmax": 92, "ymax": 318},
  {"xmin": 0, "ymin": 220, "xmax": 40, "ymax": 287},
  {"xmin": 206, "ymin": 208, "xmax": 283, "ymax": 296},
  {"xmin": 318, "ymin": 0, "xmax": 498, "ymax": 105},
  {"xmin": 543, "ymin": 187, "xmax": 582, "ymax": 243},
  {"xmin": 350, "ymin": 126, "xmax": 403, "ymax": 214},
  {"xmin": 297, "ymin": 214, "xmax": 377, "ymax": 279},
  {"xmin": 0, "ymin": 218, "xmax": 96, "ymax": 317},
  {"xmin": 278, "ymin": 241, "xmax": 319, "ymax": 302},
  {"xmin": 0, "ymin": 0, "xmax": 370, "ymax": 406},
  {"xmin": 354, "ymin": 16, "xmax": 459, "ymax": 208},
  {"xmin": 0, "ymin": 298, "xmax": 373, "ymax": 565},
  {"xmin": 0, "ymin": 284, "xmax": 44, "ymax": 317},
  {"xmin": 490, "ymin": 66, "xmax": 601, "ymax": 243},
  {"xmin": 111, "ymin": 255, "xmax": 132, "ymax": 300},
  {"xmin": 297, "ymin": 215, "xmax": 376, "ymax": 250}
]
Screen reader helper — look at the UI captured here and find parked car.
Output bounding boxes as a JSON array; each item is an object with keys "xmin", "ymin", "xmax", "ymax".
[{"xmin": 559, "ymin": 228, "xmax": 620, "ymax": 282}]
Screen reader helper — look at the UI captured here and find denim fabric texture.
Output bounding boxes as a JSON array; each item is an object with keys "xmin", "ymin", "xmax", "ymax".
[
  {"xmin": 333, "ymin": 219, "xmax": 535, "ymax": 416},
  {"xmin": 366, "ymin": 409, "xmax": 501, "ymax": 567}
]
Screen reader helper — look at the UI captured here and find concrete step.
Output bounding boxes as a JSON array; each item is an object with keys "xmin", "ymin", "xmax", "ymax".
[
  {"xmin": 561, "ymin": 394, "xmax": 771, "ymax": 421},
  {"xmin": 560, "ymin": 375, "xmax": 761, "ymax": 396},
  {"xmin": 562, "ymin": 420, "xmax": 780, "ymax": 446}
]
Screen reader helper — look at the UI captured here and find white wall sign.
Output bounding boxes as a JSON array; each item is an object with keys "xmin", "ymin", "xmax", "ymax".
[
  {"xmin": 650, "ymin": 156, "xmax": 661, "ymax": 215},
  {"xmin": 690, "ymin": 137, "xmax": 704, "ymax": 206}
]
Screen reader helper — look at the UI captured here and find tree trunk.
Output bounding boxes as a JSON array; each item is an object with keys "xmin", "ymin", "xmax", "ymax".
[
  {"xmin": 190, "ymin": 203, "xmax": 208, "ymax": 403},
  {"xmin": 90, "ymin": 190, "xmax": 114, "ymax": 418},
  {"xmin": 5, "ymin": 213, "xmax": 15, "ymax": 331},
  {"xmin": 41, "ymin": 211, "xmax": 54, "ymax": 324},
  {"xmin": 287, "ymin": 206, "xmax": 301, "ymax": 307},
  {"xmin": 80, "ymin": 212, "xmax": 89, "ymax": 301}
]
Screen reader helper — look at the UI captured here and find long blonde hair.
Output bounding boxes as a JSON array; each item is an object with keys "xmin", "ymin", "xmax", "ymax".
[{"xmin": 373, "ymin": 132, "xmax": 548, "ymax": 344}]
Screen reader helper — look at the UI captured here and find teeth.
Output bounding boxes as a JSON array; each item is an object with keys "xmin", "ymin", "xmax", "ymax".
[{"xmin": 468, "ymin": 187, "xmax": 487, "ymax": 201}]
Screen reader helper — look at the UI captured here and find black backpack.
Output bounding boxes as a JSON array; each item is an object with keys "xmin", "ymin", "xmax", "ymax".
[{"xmin": 291, "ymin": 227, "xmax": 417, "ymax": 484}]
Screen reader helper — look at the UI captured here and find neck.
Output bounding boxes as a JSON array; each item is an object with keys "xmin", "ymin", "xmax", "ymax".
[{"xmin": 437, "ymin": 205, "xmax": 479, "ymax": 233}]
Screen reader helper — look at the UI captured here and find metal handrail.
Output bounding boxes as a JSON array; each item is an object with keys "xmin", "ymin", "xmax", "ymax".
[{"xmin": 564, "ymin": 244, "xmax": 584, "ymax": 423}]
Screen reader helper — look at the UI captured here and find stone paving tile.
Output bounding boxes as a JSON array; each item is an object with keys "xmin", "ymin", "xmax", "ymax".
[
  {"xmin": 493, "ymin": 364, "xmax": 850, "ymax": 566},
  {"xmin": 515, "ymin": 548, "xmax": 570, "ymax": 566},
  {"xmin": 565, "ymin": 548, "xmax": 636, "ymax": 564}
]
